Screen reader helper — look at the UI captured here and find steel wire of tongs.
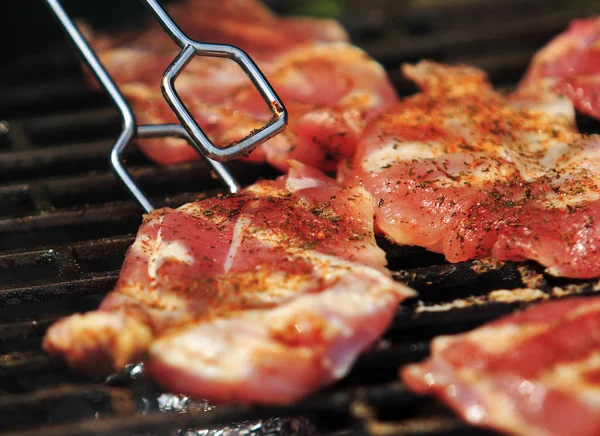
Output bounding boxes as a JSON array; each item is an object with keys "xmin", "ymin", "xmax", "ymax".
[{"xmin": 45, "ymin": 0, "xmax": 288, "ymax": 213}]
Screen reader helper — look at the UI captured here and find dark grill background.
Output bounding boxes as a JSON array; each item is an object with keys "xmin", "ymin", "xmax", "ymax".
[{"xmin": 1, "ymin": 0, "xmax": 600, "ymax": 435}]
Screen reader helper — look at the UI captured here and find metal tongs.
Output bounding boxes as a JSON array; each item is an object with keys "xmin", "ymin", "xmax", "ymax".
[{"xmin": 45, "ymin": 0, "xmax": 288, "ymax": 213}]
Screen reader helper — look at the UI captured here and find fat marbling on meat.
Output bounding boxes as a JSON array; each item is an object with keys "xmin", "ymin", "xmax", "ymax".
[
  {"xmin": 343, "ymin": 60, "xmax": 600, "ymax": 278},
  {"xmin": 43, "ymin": 161, "xmax": 415, "ymax": 403},
  {"xmin": 402, "ymin": 296, "xmax": 600, "ymax": 436},
  {"xmin": 85, "ymin": 0, "xmax": 398, "ymax": 172}
]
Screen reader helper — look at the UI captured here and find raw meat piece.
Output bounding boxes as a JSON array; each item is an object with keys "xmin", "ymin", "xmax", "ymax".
[
  {"xmin": 517, "ymin": 16, "xmax": 600, "ymax": 121},
  {"xmin": 343, "ymin": 60, "xmax": 600, "ymax": 278},
  {"xmin": 43, "ymin": 161, "xmax": 415, "ymax": 403},
  {"xmin": 402, "ymin": 296, "xmax": 600, "ymax": 436}
]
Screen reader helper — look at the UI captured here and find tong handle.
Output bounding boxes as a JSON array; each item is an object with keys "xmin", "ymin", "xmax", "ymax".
[{"xmin": 45, "ymin": 0, "xmax": 286, "ymax": 214}]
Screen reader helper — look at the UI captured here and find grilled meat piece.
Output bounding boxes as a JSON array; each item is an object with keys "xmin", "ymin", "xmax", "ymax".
[
  {"xmin": 43, "ymin": 161, "xmax": 415, "ymax": 403},
  {"xmin": 402, "ymin": 296, "xmax": 600, "ymax": 436},
  {"xmin": 342, "ymin": 60, "xmax": 600, "ymax": 279},
  {"xmin": 517, "ymin": 16, "xmax": 600, "ymax": 121},
  {"xmin": 85, "ymin": 0, "xmax": 397, "ymax": 172}
]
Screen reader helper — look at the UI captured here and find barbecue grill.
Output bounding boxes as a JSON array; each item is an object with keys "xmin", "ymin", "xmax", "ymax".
[{"xmin": 2, "ymin": 0, "xmax": 600, "ymax": 435}]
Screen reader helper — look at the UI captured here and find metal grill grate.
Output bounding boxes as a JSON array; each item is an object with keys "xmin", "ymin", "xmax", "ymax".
[{"xmin": 1, "ymin": 1, "xmax": 600, "ymax": 435}]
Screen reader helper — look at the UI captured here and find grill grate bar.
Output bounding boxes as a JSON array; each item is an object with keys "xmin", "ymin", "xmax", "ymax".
[
  {"xmin": 5, "ymin": 121, "xmax": 35, "ymax": 151},
  {"xmin": 0, "ymin": 79, "xmax": 102, "ymax": 118},
  {"xmin": 393, "ymin": 260, "xmax": 522, "ymax": 300},
  {"xmin": 50, "ymin": 247, "xmax": 82, "ymax": 281},
  {"xmin": 394, "ymin": 303, "xmax": 516, "ymax": 334},
  {"xmin": 0, "ymin": 271, "xmax": 118, "ymax": 306},
  {"xmin": 29, "ymin": 183, "xmax": 54, "ymax": 212},
  {"xmin": 0, "ymin": 193, "xmax": 196, "ymax": 234},
  {"xmin": 0, "ymin": 236, "xmax": 132, "ymax": 269},
  {"xmin": 25, "ymin": 107, "xmax": 119, "ymax": 144},
  {"xmin": 0, "ymin": 384, "xmax": 124, "ymax": 410},
  {"xmin": 0, "ymin": 249, "xmax": 52, "ymax": 269},
  {"xmin": 0, "ymin": 44, "xmax": 78, "ymax": 84},
  {"xmin": 0, "ymin": 206, "xmax": 140, "ymax": 233},
  {"xmin": 0, "ymin": 157, "xmax": 270, "ymax": 219},
  {"xmin": 359, "ymin": 10, "xmax": 582, "ymax": 64},
  {"xmin": 38, "ymin": 162, "xmax": 220, "ymax": 199},
  {"xmin": 342, "ymin": 0, "xmax": 548, "ymax": 34},
  {"xmin": 69, "ymin": 235, "xmax": 134, "ymax": 261},
  {"xmin": 0, "ymin": 139, "xmax": 114, "ymax": 181},
  {"xmin": 0, "ymin": 193, "xmax": 201, "ymax": 254},
  {"xmin": 353, "ymin": 342, "xmax": 430, "ymax": 371},
  {"xmin": 0, "ymin": 351, "xmax": 64, "ymax": 378},
  {"xmin": 0, "ymin": 318, "xmax": 57, "ymax": 341}
]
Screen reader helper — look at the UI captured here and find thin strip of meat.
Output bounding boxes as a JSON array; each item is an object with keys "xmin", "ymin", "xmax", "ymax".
[
  {"xmin": 401, "ymin": 296, "xmax": 600, "ymax": 436},
  {"xmin": 516, "ymin": 16, "xmax": 600, "ymax": 121},
  {"xmin": 343, "ymin": 60, "xmax": 600, "ymax": 279},
  {"xmin": 42, "ymin": 161, "xmax": 415, "ymax": 403},
  {"xmin": 84, "ymin": 0, "xmax": 397, "ymax": 172}
]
